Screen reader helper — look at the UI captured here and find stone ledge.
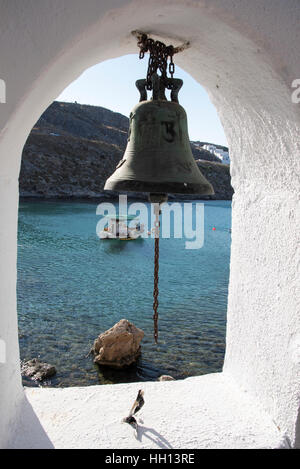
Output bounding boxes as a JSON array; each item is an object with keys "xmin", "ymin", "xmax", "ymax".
[{"xmin": 11, "ymin": 372, "xmax": 288, "ymax": 449}]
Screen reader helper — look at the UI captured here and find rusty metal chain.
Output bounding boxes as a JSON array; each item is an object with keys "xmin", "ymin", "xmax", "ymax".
[
  {"xmin": 153, "ymin": 205, "xmax": 160, "ymax": 344},
  {"xmin": 137, "ymin": 33, "xmax": 175, "ymax": 90},
  {"xmin": 153, "ymin": 236, "xmax": 160, "ymax": 344}
]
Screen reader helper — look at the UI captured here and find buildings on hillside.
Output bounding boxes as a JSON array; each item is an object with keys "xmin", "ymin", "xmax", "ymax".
[{"xmin": 202, "ymin": 143, "xmax": 230, "ymax": 165}]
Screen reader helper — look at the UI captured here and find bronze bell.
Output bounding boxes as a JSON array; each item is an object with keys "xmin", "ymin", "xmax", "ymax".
[{"xmin": 104, "ymin": 74, "xmax": 214, "ymax": 196}]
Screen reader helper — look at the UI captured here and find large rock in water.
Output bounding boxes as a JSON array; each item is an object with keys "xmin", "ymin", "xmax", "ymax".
[{"xmin": 92, "ymin": 319, "xmax": 144, "ymax": 369}]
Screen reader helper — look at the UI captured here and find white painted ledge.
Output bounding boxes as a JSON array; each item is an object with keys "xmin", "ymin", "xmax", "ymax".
[{"xmin": 12, "ymin": 373, "xmax": 288, "ymax": 449}]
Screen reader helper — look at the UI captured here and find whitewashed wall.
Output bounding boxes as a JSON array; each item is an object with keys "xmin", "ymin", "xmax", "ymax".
[{"xmin": 0, "ymin": 0, "xmax": 299, "ymax": 448}]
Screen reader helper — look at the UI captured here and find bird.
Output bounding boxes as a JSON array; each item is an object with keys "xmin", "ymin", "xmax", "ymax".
[
  {"xmin": 130, "ymin": 389, "xmax": 145, "ymax": 416},
  {"xmin": 123, "ymin": 389, "xmax": 145, "ymax": 428}
]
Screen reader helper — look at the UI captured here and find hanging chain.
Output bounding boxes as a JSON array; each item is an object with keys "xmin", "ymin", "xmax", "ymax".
[
  {"xmin": 153, "ymin": 204, "xmax": 160, "ymax": 344},
  {"xmin": 137, "ymin": 34, "xmax": 175, "ymax": 90},
  {"xmin": 153, "ymin": 238, "xmax": 160, "ymax": 344}
]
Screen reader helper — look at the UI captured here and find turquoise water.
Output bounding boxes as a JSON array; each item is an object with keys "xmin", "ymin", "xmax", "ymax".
[{"xmin": 17, "ymin": 199, "xmax": 231, "ymax": 387}]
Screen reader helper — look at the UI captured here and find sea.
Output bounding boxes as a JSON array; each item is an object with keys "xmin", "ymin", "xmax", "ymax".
[{"xmin": 17, "ymin": 199, "xmax": 231, "ymax": 387}]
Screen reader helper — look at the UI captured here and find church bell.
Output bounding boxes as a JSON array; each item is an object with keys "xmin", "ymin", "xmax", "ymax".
[
  {"xmin": 104, "ymin": 33, "xmax": 214, "ymax": 344},
  {"xmin": 104, "ymin": 73, "xmax": 214, "ymax": 197}
]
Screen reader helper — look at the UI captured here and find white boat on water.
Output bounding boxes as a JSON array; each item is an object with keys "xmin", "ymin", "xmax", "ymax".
[{"xmin": 99, "ymin": 214, "xmax": 145, "ymax": 241}]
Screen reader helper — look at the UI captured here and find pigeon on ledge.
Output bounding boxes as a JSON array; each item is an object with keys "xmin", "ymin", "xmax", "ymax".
[{"xmin": 123, "ymin": 389, "xmax": 145, "ymax": 429}]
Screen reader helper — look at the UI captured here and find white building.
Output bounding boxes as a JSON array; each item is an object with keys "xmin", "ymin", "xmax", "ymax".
[
  {"xmin": 202, "ymin": 144, "xmax": 216, "ymax": 152},
  {"xmin": 214, "ymin": 149, "xmax": 230, "ymax": 164},
  {"xmin": 202, "ymin": 144, "xmax": 230, "ymax": 164}
]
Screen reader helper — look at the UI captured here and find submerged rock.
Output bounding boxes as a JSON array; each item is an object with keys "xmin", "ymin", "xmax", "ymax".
[
  {"xmin": 21, "ymin": 358, "xmax": 56, "ymax": 381},
  {"xmin": 92, "ymin": 319, "xmax": 144, "ymax": 369},
  {"xmin": 158, "ymin": 375, "xmax": 175, "ymax": 381}
]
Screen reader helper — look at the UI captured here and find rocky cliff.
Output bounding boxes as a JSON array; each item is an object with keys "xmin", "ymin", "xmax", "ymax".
[{"xmin": 19, "ymin": 101, "xmax": 233, "ymax": 200}]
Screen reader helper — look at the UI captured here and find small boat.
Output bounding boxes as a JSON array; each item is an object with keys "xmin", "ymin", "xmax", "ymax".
[{"xmin": 99, "ymin": 214, "xmax": 145, "ymax": 241}]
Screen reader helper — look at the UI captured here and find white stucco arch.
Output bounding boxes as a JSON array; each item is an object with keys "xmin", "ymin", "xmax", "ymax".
[{"xmin": 0, "ymin": 0, "xmax": 299, "ymax": 448}]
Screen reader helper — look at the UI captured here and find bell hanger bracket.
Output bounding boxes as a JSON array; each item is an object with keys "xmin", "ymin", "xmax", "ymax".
[{"xmin": 136, "ymin": 75, "xmax": 183, "ymax": 103}]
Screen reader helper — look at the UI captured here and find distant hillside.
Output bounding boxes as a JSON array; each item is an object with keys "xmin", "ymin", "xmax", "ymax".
[
  {"xmin": 32, "ymin": 101, "xmax": 129, "ymax": 146},
  {"xmin": 20, "ymin": 101, "xmax": 233, "ymax": 200}
]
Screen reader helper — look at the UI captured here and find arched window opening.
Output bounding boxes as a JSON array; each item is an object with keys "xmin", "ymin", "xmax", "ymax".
[{"xmin": 17, "ymin": 55, "xmax": 232, "ymax": 388}]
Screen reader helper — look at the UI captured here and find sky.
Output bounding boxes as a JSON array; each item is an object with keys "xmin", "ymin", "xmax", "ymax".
[{"xmin": 56, "ymin": 54, "xmax": 227, "ymax": 147}]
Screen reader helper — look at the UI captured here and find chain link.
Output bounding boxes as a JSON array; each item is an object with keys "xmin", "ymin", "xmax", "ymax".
[{"xmin": 137, "ymin": 34, "xmax": 175, "ymax": 89}]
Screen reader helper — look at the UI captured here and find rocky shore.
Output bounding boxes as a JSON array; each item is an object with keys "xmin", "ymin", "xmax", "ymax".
[
  {"xmin": 19, "ymin": 101, "xmax": 233, "ymax": 200},
  {"xmin": 21, "ymin": 358, "xmax": 56, "ymax": 382}
]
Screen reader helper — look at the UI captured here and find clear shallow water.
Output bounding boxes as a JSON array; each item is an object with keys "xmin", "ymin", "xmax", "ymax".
[{"xmin": 17, "ymin": 199, "xmax": 231, "ymax": 387}]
